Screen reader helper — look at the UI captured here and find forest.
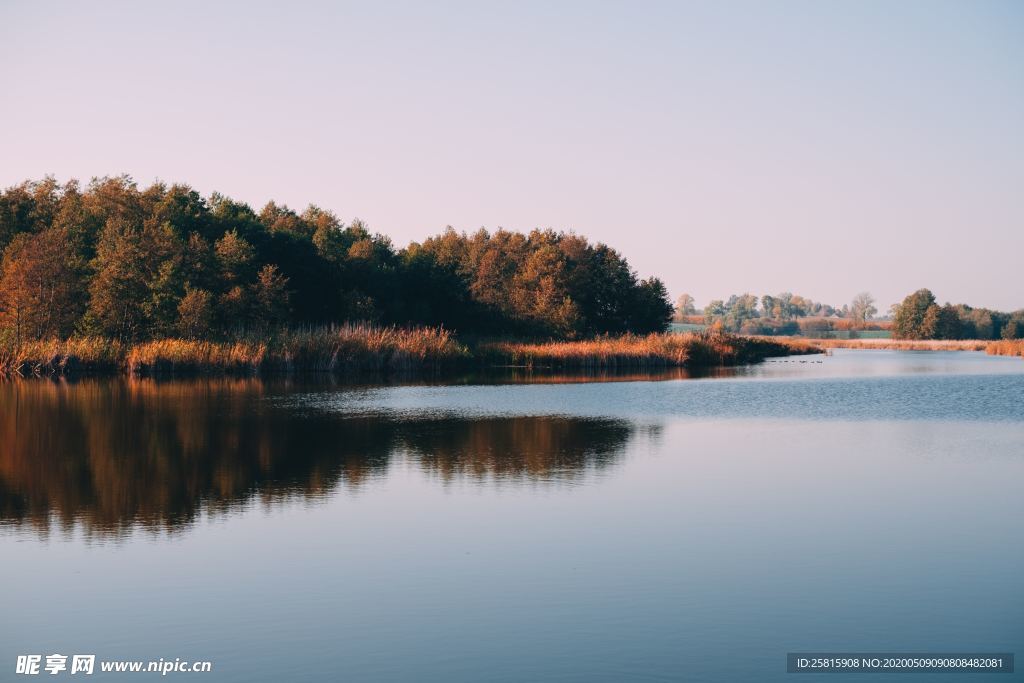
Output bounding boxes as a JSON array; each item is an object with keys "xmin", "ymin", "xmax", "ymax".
[{"xmin": 0, "ymin": 177, "xmax": 674, "ymax": 345}]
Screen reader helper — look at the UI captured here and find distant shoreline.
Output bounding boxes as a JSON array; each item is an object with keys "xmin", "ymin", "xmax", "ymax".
[{"xmin": 797, "ymin": 337, "xmax": 1024, "ymax": 357}]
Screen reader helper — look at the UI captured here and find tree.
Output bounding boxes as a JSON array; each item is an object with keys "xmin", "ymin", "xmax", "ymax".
[
  {"xmin": 0, "ymin": 228, "xmax": 84, "ymax": 343},
  {"xmin": 892, "ymin": 288, "xmax": 936, "ymax": 339},
  {"xmin": 850, "ymin": 292, "xmax": 877, "ymax": 327},
  {"xmin": 1002, "ymin": 312, "xmax": 1024, "ymax": 340},
  {"xmin": 932, "ymin": 303, "xmax": 962, "ymax": 340},
  {"xmin": 251, "ymin": 265, "xmax": 291, "ymax": 330},
  {"xmin": 85, "ymin": 219, "xmax": 180, "ymax": 341},
  {"xmin": 176, "ymin": 287, "xmax": 214, "ymax": 339},
  {"xmin": 675, "ymin": 293, "xmax": 696, "ymax": 318},
  {"xmin": 631, "ymin": 278, "xmax": 674, "ymax": 334},
  {"xmin": 214, "ymin": 229, "xmax": 255, "ymax": 284},
  {"xmin": 703, "ymin": 300, "xmax": 725, "ymax": 326}
]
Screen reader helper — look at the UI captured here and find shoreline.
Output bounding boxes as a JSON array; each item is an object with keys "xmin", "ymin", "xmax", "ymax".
[
  {"xmin": 6, "ymin": 331, "xmax": 1021, "ymax": 380},
  {"xmin": 0, "ymin": 329, "xmax": 821, "ymax": 378}
]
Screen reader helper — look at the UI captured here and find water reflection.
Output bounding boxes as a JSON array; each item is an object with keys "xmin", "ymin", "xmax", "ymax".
[{"xmin": 0, "ymin": 379, "xmax": 635, "ymax": 536}]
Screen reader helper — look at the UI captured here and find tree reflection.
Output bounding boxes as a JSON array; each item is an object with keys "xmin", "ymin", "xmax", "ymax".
[{"xmin": 0, "ymin": 378, "xmax": 636, "ymax": 536}]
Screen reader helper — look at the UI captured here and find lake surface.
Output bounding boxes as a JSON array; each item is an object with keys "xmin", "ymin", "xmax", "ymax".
[{"xmin": 2, "ymin": 349, "xmax": 1022, "ymax": 681}]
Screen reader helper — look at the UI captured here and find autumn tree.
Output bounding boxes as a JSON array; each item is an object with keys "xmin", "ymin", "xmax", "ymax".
[
  {"xmin": 176, "ymin": 287, "xmax": 214, "ymax": 339},
  {"xmin": 85, "ymin": 219, "xmax": 181, "ymax": 341},
  {"xmin": 0, "ymin": 228, "xmax": 84, "ymax": 342}
]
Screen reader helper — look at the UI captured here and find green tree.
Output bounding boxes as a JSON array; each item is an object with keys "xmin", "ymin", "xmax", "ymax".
[
  {"xmin": 892, "ymin": 288, "xmax": 936, "ymax": 339},
  {"xmin": 632, "ymin": 278, "xmax": 674, "ymax": 334},
  {"xmin": 933, "ymin": 304, "xmax": 962, "ymax": 340},
  {"xmin": 1002, "ymin": 312, "xmax": 1024, "ymax": 340}
]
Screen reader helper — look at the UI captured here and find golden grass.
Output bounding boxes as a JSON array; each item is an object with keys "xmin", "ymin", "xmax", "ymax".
[
  {"xmin": 987, "ymin": 339, "xmax": 1024, "ymax": 358},
  {"xmin": 20, "ymin": 327, "xmax": 1024, "ymax": 377},
  {"xmin": 268, "ymin": 324, "xmax": 469, "ymax": 373},
  {"xmin": 127, "ymin": 324, "xmax": 468, "ymax": 375},
  {"xmin": 483, "ymin": 331, "xmax": 820, "ymax": 369},
  {"xmin": 3, "ymin": 324, "xmax": 468, "ymax": 376},
  {"xmin": 0, "ymin": 337, "xmax": 124, "ymax": 375},
  {"xmin": 126, "ymin": 339, "xmax": 268, "ymax": 375},
  {"xmin": 811, "ymin": 338, "xmax": 992, "ymax": 351}
]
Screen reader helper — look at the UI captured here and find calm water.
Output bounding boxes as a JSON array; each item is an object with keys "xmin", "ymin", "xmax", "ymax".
[{"xmin": 2, "ymin": 349, "xmax": 1022, "ymax": 681}]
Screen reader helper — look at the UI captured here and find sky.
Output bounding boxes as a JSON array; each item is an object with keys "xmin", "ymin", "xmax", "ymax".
[{"xmin": 1, "ymin": 0, "xmax": 1021, "ymax": 312}]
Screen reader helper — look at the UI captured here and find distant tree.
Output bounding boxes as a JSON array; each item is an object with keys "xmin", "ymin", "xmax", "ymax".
[
  {"xmin": 1002, "ymin": 312, "xmax": 1024, "ymax": 340},
  {"xmin": 932, "ymin": 303, "xmax": 962, "ymax": 340},
  {"xmin": 789, "ymin": 294, "xmax": 810, "ymax": 317},
  {"xmin": 850, "ymin": 292, "xmax": 877, "ymax": 327},
  {"xmin": 892, "ymin": 288, "xmax": 936, "ymax": 339},
  {"xmin": 703, "ymin": 300, "xmax": 725, "ymax": 326},
  {"xmin": 675, "ymin": 293, "xmax": 696, "ymax": 318}
]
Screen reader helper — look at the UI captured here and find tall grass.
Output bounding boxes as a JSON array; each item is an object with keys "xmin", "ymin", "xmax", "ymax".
[
  {"xmin": 127, "ymin": 324, "xmax": 468, "ymax": 375},
  {"xmin": 0, "ymin": 337, "xmax": 124, "ymax": 375},
  {"xmin": 3, "ymin": 324, "xmax": 468, "ymax": 377},
  {"xmin": 483, "ymin": 331, "xmax": 820, "ymax": 369},
  {"xmin": 987, "ymin": 339, "xmax": 1024, "ymax": 358},
  {"xmin": 126, "ymin": 339, "xmax": 268, "ymax": 375}
]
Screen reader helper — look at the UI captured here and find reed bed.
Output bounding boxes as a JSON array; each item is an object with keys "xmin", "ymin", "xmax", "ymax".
[
  {"xmin": 127, "ymin": 324, "xmax": 468, "ymax": 375},
  {"xmin": 2, "ymin": 324, "xmax": 468, "ymax": 377},
  {"xmin": 987, "ymin": 339, "xmax": 1024, "ymax": 358},
  {"xmin": 483, "ymin": 331, "xmax": 820, "ymax": 369},
  {"xmin": 268, "ymin": 324, "xmax": 469, "ymax": 373},
  {"xmin": 126, "ymin": 339, "xmax": 268, "ymax": 375},
  {"xmin": 0, "ymin": 337, "xmax": 124, "ymax": 375}
]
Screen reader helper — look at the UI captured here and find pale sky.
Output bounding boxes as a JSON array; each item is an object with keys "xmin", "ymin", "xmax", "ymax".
[{"xmin": 2, "ymin": 0, "xmax": 1021, "ymax": 311}]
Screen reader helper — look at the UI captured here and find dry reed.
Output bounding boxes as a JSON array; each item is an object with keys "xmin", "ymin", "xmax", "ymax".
[
  {"xmin": 2, "ymin": 324, "xmax": 468, "ymax": 376},
  {"xmin": 483, "ymin": 331, "xmax": 820, "ymax": 369},
  {"xmin": 811, "ymin": 338, "xmax": 992, "ymax": 351},
  {"xmin": 0, "ymin": 337, "xmax": 124, "ymax": 375},
  {"xmin": 987, "ymin": 339, "xmax": 1024, "ymax": 358}
]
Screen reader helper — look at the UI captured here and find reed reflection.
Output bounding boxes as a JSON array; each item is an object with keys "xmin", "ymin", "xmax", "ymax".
[{"xmin": 0, "ymin": 378, "xmax": 635, "ymax": 536}]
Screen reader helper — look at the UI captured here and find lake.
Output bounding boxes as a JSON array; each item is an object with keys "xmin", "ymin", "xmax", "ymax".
[{"xmin": 2, "ymin": 349, "xmax": 1022, "ymax": 681}]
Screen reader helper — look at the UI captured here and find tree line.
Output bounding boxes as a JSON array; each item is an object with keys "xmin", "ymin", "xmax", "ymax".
[
  {"xmin": 891, "ymin": 289, "xmax": 1024, "ymax": 340},
  {"xmin": 684, "ymin": 291, "xmax": 878, "ymax": 334},
  {"xmin": 0, "ymin": 177, "xmax": 673, "ymax": 344}
]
